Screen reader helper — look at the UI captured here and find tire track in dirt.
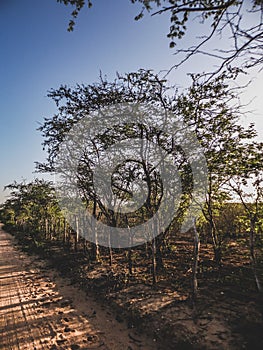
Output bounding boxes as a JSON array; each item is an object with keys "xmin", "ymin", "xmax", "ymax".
[{"xmin": 0, "ymin": 225, "xmax": 158, "ymax": 350}]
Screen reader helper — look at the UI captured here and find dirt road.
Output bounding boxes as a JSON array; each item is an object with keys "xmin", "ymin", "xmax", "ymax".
[{"xmin": 0, "ymin": 225, "xmax": 158, "ymax": 350}]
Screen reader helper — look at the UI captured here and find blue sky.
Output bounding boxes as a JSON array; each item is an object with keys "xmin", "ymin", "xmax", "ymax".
[{"xmin": 0, "ymin": 0, "xmax": 262, "ymax": 202}]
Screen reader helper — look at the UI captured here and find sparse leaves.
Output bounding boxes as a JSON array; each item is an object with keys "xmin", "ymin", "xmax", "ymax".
[{"xmin": 56, "ymin": 0, "xmax": 263, "ymax": 75}]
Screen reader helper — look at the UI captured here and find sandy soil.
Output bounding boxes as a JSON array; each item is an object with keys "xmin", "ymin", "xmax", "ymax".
[{"xmin": 0, "ymin": 225, "xmax": 158, "ymax": 350}]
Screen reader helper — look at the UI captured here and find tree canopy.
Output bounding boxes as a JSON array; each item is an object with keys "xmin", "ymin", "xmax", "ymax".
[{"xmin": 36, "ymin": 69, "xmax": 263, "ymax": 255}]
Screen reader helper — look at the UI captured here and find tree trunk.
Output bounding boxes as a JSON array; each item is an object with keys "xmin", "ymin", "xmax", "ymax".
[
  {"xmin": 91, "ymin": 200, "xmax": 100, "ymax": 261},
  {"xmin": 49, "ymin": 218, "xmax": 54, "ymax": 240},
  {"xmin": 56, "ymin": 218, "xmax": 61, "ymax": 240},
  {"xmin": 108, "ymin": 227, "xmax": 113, "ymax": 267},
  {"xmin": 206, "ymin": 191, "xmax": 222, "ymax": 266},
  {"xmin": 128, "ymin": 249, "xmax": 133, "ymax": 276},
  {"xmin": 156, "ymin": 238, "xmax": 164, "ymax": 272},
  {"xmin": 192, "ymin": 218, "xmax": 200, "ymax": 301},
  {"xmin": 151, "ymin": 217, "xmax": 158, "ymax": 285},
  {"xmin": 127, "ymin": 217, "xmax": 133, "ymax": 276},
  {"xmin": 45, "ymin": 218, "xmax": 49, "ymax": 240},
  {"xmin": 63, "ymin": 217, "xmax": 67, "ymax": 244},
  {"xmin": 209, "ymin": 218, "xmax": 221, "ymax": 266},
  {"xmin": 74, "ymin": 215, "xmax": 79, "ymax": 251},
  {"xmin": 249, "ymin": 219, "xmax": 262, "ymax": 292},
  {"xmin": 152, "ymin": 237, "xmax": 157, "ymax": 285}
]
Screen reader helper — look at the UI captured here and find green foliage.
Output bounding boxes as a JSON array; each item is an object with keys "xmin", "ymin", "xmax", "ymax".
[
  {"xmin": 37, "ymin": 70, "xmax": 262, "ymax": 250},
  {"xmin": 0, "ymin": 179, "xmax": 63, "ymax": 239},
  {"xmin": 36, "ymin": 69, "xmax": 170, "ymax": 171},
  {"xmin": 37, "ymin": 70, "xmax": 188, "ymax": 231},
  {"xmin": 171, "ymin": 73, "xmax": 262, "ymax": 261}
]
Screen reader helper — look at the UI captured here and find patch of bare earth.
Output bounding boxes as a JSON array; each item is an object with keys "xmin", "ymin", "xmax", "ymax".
[
  {"xmin": 0, "ymin": 226, "xmax": 158, "ymax": 350},
  {"xmin": 76, "ymin": 236, "xmax": 263, "ymax": 350},
  {"xmin": 2, "ymin": 223, "xmax": 263, "ymax": 350}
]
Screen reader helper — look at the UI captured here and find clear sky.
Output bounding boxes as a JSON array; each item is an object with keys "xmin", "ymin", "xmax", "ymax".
[{"xmin": 0, "ymin": 0, "xmax": 262, "ymax": 203}]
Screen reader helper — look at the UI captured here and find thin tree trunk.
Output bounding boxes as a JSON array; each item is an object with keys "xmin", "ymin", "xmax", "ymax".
[
  {"xmin": 92, "ymin": 200, "xmax": 100, "ymax": 261},
  {"xmin": 151, "ymin": 217, "xmax": 158, "ymax": 285},
  {"xmin": 45, "ymin": 218, "xmax": 48, "ymax": 240},
  {"xmin": 210, "ymin": 218, "xmax": 221, "ymax": 266},
  {"xmin": 156, "ymin": 238, "xmax": 164, "ymax": 271},
  {"xmin": 192, "ymin": 218, "xmax": 200, "ymax": 301},
  {"xmin": 63, "ymin": 217, "xmax": 67, "ymax": 244},
  {"xmin": 152, "ymin": 237, "xmax": 157, "ymax": 285},
  {"xmin": 74, "ymin": 215, "xmax": 79, "ymax": 251},
  {"xmin": 108, "ymin": 227, "xmax": 113, "ymax": 267},
  {"xmin": 128, "ymin": 248, "xmax": 133, "ymax": 276},
  {"xmin": 49, "ymin": 218, "xmax": 54, "ymax": 240},
  {"xmin": 249, "ymin": 219, "xmax": 262, "ymax": 292},
  {"xmin": 206, "ymin": 188, "xmax": 221, "ymax": 266},
  {"xmin": 56, "ymin": 218, "xmax": 61, "ymax": 240},
  {"xmin": 126, "ymin": 215, "xmax": 133, "ymax": 276}
]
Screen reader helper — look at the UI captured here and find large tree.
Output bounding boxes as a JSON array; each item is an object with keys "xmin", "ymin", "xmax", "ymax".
[
  {"xmin": 172, "ymin": 72, "xmax": 261, "ymax": 263},
  {"xmin": 37, "ymin": 69, "xmax": 261, "ymax": 265},
  {"xmin": 36, "ymin": 70, "xmax": 194, "ymax": 250},
  {"xmin": 35, "ymin": 70, "xmax": 183, "ymax": 278}
]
